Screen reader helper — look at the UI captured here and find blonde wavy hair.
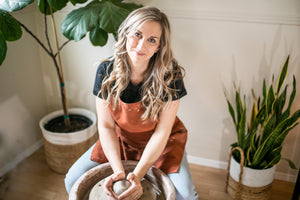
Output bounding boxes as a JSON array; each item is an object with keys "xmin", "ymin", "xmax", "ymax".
[{"xmin": 101, "ymin": 6, "xmax": 184, "ymax": 121}]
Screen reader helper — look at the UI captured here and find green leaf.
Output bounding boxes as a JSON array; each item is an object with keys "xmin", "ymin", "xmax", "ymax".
[
  {"xmin": 235, "ymin": 91, "xmax": 243, "ymax": 125},
  {"xmin": 252, "ymin": 117, "xmax": 290, "ymax": 166},
  {"xmin": 226, "ymin": 99, "xmax": 236, "ymax": 125},
  {"xmin": 61, "ymin": 1, "xmax": 103, "ymax": 41},
  {"xmin": 282, "ymin": 158, "xmax": 298, "ymax": 170},
  {"xmin": 98, "ymin": 1, "xmax": 130, "ymax": 34},
  {"xmin": 0, "ymin": 10, "xmax": 22, "ymax": 41},
  {"xmin": 47, "ymin": 0, "xmax": 68, "ymax": 11},
  {"xmin": 259, "ymin": 114, "xmax": 276, "ymax": 145},
  {"xmin": 249, "ymin": 102, "xmax": 257, "ymax": 130},
  {"xmin": 272, "ymin": 123, "xmax": 298, "ymax": 149},
  {"xmin": 69, "ymin": 0, "xmax": 88, "ymax": 6},
  {"xmin": 0, "ymin": 31, "xmax": 7, "ymax": 66},
  {"xmin": 262, "ymin": 79, "xmax": 267, "ymax": 106},
  {"xmin": 238, "ymin": 100, "xmax": 246, "ymax": 147},
  {"xmin": 276, "ymin": 55, "xmax": 289, "ymax": 95},
  {"xmin": 61, "ymin": 0, "xmax": 141, "ymax": 44},
  {"xmin": 38, "ymin": 0, "xmax": 55, "ymax": 14},
  {"xmin": 0, "ymin": 0, "xmax": 34, "ymax": 12},
  {"xmin": 89, "ymin": 26, "xmax": 108, "ymax": 46},
  {"xmin": 264, "ymin": 154, "xmax": 281, "ymax": 169},
  {"xmin": 266, "ymin": 84, "xmax": 275, "ymax": 114}
]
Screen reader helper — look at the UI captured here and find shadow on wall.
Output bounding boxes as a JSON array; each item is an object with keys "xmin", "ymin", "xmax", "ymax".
[{"xmin": 219, "ymin": 25, "xmax": 300, "ymax": 166}]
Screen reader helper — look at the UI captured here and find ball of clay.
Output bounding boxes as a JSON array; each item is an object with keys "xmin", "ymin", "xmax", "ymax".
[{"xmin": 112, "ymin": 180, "xmax": 131, "ymax": 195}]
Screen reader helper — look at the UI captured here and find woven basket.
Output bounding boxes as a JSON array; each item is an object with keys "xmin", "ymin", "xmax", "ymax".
[
  {"xmin": 40, "ymin": 108, "xmax": 98, "ymax": 174},
  {"xmin": 225, "ymin": 147, "xmax": 273, "ymax": 200},
  {"xmin": 43, "ymin": 133, "xmax": 98, "ymax": 174}
]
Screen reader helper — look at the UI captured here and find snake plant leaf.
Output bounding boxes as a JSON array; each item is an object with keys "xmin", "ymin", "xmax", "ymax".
[
  {"xmin": 264, "ymin": 154, "xmax": 281, "ymax": 169},
  {"xmin": 89, "ymin": 26, "xmax": 108, "ymax": 46},
  {"xmin": 0, "ymin": 10, "xmax": 22, "ymax": 41},
  {"xmin": 0, "ymin": 32, "xmax": 7, "ymax": 66},
  {"xmin": 262, "ymin": 79, "xmax": 267, "ymax": 106},
  {"xmin": 282, "ymin": 158, "xmax": 298, "ymax": 170},
  {"xmin": 252, "ymin": 118, "xmax": 290, "ymax": 166},
  {"xmin": 276, "ymin": 55, "xmax": 289, "ymax": 95},
  {"xmin": 273, "ymin": 85, "xmax": 287, "ymax": 117},
  {"xmin": 259, "ymin": 114, "xmax": 276, "ymax": 145},
  {"xmin": 272, "ymin": 123, "xmax": 298, "ymax": 150},
  {"xmin": 69, "ymin": 0, "xmax": 88, "ymax": 5},
  {"xmin": 226, "ymin": 99, "xmax": 236, "ymax": 125},
  {"xmin": 235, "ymin": 90, "xmax": 243, "ymax": 125},
  {"xmin": 249, "ymin": 102, "xmax": 257, "ymax": 130},
  {"xmin": 0, "ymin": 0, "xmax": 34, "ymax": 12},
  {"xmin": 288, "ymin": 76, "xmax": 296, "ymax": 110},
  {"xmin": 238, "ymin": 103, "xmax": 246, "ymax": 147},
  {"xmin": 281, "ymin": 75, "xmax": 297, "ymax": 121},
  {"xmin": 266, "ymin": 84, "xmax": 275, "ymax": 114}
]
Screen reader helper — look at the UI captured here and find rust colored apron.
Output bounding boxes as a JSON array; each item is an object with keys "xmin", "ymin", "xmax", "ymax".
[{"xmin": 91, "ymin": 99, "xmax": 187, "ymax": 174}]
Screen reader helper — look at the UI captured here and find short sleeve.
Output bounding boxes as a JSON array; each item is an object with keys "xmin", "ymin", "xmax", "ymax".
[
  {"xmin": 93, "ymin": 60, "xmax": 113, "ymax": 98},
  {"xmin": 169, "ymin": 77, "xmax": 187, "ymax": 100}
]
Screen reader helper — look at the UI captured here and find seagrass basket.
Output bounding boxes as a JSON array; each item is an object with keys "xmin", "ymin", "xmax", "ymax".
[
  {"xmin": 43, "ymin": 132, "xmax": 98, "ymax": 174},
  {"xmin": 225, "ymin": 147, "xmax": 273, "ymax": 200}
]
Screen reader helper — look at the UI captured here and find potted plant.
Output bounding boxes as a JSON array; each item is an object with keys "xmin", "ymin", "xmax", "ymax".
[
  {"xmin": 224, "ymin": 55, "xmax": 300, "ymax": 200},
  {"xmin": 0, "ymin": 0, "xmax": 141, "ymax": 174}
]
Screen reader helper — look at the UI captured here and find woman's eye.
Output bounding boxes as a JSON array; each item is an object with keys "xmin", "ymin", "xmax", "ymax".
[
  {"xmin": 135, "ymin": 32, "xmax": 141, "ymax": 37},
  {"xmin": 149, "ymin": 38, "xmax": 156, "ymax": 43}
]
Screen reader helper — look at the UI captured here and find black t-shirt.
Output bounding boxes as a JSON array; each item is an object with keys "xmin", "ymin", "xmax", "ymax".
[{"xmin": 93, "ymin": 59, "xmax": 187, "ymax": 103}]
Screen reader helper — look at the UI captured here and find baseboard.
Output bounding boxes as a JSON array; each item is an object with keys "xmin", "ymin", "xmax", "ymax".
[
  {"xmin": 0, "ymin": 139, "xmax": 43, "ymax": 177},
  {"xmin": 187, "ymin": 155, "xmax": 297, "ymax": 183}
]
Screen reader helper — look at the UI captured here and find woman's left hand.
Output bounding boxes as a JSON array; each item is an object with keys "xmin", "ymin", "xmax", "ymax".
[{"xmin": 118, "ymin": 172, "xmax": 143, "ymax": 200}]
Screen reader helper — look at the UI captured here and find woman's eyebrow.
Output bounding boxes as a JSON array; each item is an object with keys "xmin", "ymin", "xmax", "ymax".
[{"xmin": 135, "ymin": 29, "xmax": 159, "ymax": 38}]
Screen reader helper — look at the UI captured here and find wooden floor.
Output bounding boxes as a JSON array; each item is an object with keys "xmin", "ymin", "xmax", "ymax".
[{"xmin": 0, "ymin": 147, "xmax": 296, "ymax": 200}]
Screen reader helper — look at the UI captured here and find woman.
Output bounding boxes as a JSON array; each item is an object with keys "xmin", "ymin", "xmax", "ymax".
[{"xmin": 65, "ymin": 6, "xmax": 198, "ymax": 200}]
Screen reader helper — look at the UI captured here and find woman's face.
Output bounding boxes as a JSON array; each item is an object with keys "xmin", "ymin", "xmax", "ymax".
[{"xmin": 126, "ymin": 20, "xmax": 162, "ymax": 67}]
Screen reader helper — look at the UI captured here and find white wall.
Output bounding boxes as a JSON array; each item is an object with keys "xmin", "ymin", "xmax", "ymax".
[
  {"xmin": 0, "ymin": 4, "xmax": 47, "ymax": 175},
  {"xmin": 1, "ymin": 0, "xmax": 299, "ymax": 183}
]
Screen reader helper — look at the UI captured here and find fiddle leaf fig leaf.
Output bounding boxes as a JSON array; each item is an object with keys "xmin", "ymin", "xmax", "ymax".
[
  {"xmin": 0, "ymin": 0, "xmax": 34, "ymax": 12},
  {"xmin": 38, "ymin": 0, "xmax": 60, "ymax": 15},
  {"xmin": 89, "ymin": 26, "xmax": 108, "ymax": 46},
  {"xmin": 0, "ymin": 10, "xmax": 22, "ymax": 41},
  {"xmin": 47, "ymin": 0, "xmax": 68, "ymax": 11},
  {"xmin": 61, "ymin": 0, "xmax": 142, "ymax": 44},
  {"xmin": 0, "ymin": 32, "xmax": 7, "ymax": 66},
  {"xmin": 98, "ymin": 0, "xmax": 130, "ymax": 33},
  {"xmin": 69, "ymin": 0, "xmax": 88, "ymax": 5},
  {"xmin": 61, "ymin": 1, "xmax": 102, "ymax": 41}
]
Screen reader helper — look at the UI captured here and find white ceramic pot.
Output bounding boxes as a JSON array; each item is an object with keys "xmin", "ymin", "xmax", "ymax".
[
  {"xmin": 229, "ymin": 156, "xmax": 276, "ymax": 187},
  {"xmin": 39, "ymin": 108, "xmax": 98, "ymax": 174}
]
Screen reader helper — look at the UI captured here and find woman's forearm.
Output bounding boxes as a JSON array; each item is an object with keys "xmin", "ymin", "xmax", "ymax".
[
  {"xmin": 99, "ymin": 126, "xmax": 125, "ymax": 174},
  {"xmin": 133, "ymin": 130, "xmax": 170, "ymax": 181}
]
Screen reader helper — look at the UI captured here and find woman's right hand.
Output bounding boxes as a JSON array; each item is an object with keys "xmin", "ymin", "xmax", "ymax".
[{"xmin": 103, "ymin": 171, "xmax": 126, "ymax": 199}]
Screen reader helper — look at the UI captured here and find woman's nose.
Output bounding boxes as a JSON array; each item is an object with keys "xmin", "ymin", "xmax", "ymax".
[{"xmin": 136, "ymin": 38, "xmax": 146, "ymax": 50}]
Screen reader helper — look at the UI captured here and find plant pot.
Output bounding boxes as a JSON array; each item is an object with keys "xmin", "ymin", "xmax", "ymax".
[
  {"xmin": 39, "ymin": 108, "xmax": 98, "ymax": 174},
  {"xmin": 227, "ymin": 155, "xmax": 276, "ymax": 200},
  {"xmin": 69, "ymin": 160, "xmax": 176, "ymax": 200}
]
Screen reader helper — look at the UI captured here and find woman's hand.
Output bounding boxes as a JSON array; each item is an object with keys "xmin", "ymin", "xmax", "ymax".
[
  {"xmin": 103, "ymin": 171, "xmax": 126, "ymax": 199},
  {"xmin": 118, "ymin": 172, "xmax": 143, "ymax": 200}
]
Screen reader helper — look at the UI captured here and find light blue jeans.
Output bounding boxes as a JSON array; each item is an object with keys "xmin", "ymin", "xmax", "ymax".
[{"xmin": 64, "ymin": 144, "xmax": 199, "ymax": 200}]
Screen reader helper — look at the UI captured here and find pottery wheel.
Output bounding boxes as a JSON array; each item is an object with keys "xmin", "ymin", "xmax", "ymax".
[{"xmin": 89, "ymin": 178, "xmax": 164, "ymax": 200}]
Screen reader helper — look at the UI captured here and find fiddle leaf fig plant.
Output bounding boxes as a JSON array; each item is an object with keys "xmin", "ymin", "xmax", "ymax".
[
  {"xmin": 226, "ymin": 55, "xmax": 300, "ymax": 170},
  {"xmin": 0, "ymin": 0, "xmax": 142, "ymax": 129}
]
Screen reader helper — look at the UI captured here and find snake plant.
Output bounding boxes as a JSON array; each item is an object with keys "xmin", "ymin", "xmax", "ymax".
[{"xmin": 226, "ymin": 56, "xmax": 300, "ymax": 169}]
